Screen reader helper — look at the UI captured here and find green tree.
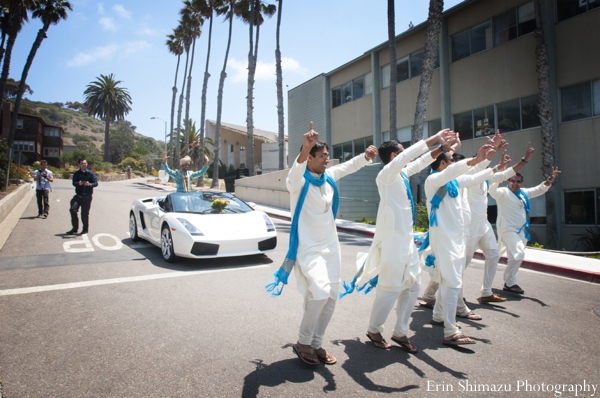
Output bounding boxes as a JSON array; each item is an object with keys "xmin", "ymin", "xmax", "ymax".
[
  {"xmin": 108, "ymin": 122, "xmax": 135, "ymax": 164},
  {"xmin": 83, "ymin": 73, "xmax": 133, "ymax": 162},
  {"xmin": 6, "ymin": 0, "xmax": 72, "ymax": 189},
  {"xmin": 4, "ymin": 77, "xmax": 33, "ymax": 99},
  {"xmin": 235, "ymin": 0, "xmax": 276, "ymax": 176},
  {"xmin": 212, "ymin": 0, "xmax": 238, "ymax": 188}
]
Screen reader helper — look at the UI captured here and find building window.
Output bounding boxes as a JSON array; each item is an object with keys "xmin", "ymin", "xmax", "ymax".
[
  {"xmin": 470, "ymin": 21, "xmax": 492, "ymax": 55},
  {"xmin": 16, "ymin": 119, "xmax": 23, "ymax": 129},
  {"xmin": 454, "ymin": 110, "xmax": 474, "ymax": 140},
  {"xmin": 43, "ymin": 147, "xmax": 60, "ymax": 157},
  {"xmin": 13, "ymin": 141, "xmax": 35, "ymax": 152},
  {"xmin": 397, "ymin": 56, "xmax": 410, "ymax": 82},
  {"xmin": 521, "ymin": 94, "xmax": 541, "ymax": 129},
  {"xmin": 561, "ymin": 81, "xmax": 592, "ymax": 122},
  {"xmin": 44, "ymin": 128, "xmax": 60, "ymax": 137},
  {"xmin": 497, "ymin": 98, "xmax": 521, "ymax": 133},
  {"xmin": 397, "ymin": 126, "xmax": 412, "ymax": 148},
  {"xmin": 473, "ymin": 105, "xmax": 495, "ymax": 137},
  {"xmin": 557, "ymin": 0, "xmax": 600, "ymax": 23},
  {"xmin": 332, "ymin": 73, "xmax": 372, "ymax": 108},
  {"xmin": 425, "ymin": 119, "xmax": 442, "ymax": 138},
  {"xmin": 494, "ymin": 2, "xmax": 536, "ymax": 46},
  {"xmin": 593, "ymin": 79, "xmax": 600, "ymax": 116},
  {"xmin": 452, "ymin": 30, "xmax": 471, "ymax": 61},
  {"xmin": 564, "ymin": 190, "xmax": 596, "ymax": 225},
  {"xmin": 410, "ymin": 51, "xmax": 424, "ymax": 78},
  {"xmin": 333, "ymin": 136, "xmax": 373, "ymax": 163},
  {"xmin": 240, "ymin": 146, "xmax": 245, "ymax": 151},
  {"xmin": 230, "ymin": 144, "xmax": 234, "ymax": 153},
  {"xmin": 381, "ymin": 64, "xmax": 390, "ymax": 89}
]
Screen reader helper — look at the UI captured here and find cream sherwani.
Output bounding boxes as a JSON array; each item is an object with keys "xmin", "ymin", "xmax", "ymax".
[
  {"xmin": 287, "ymin": 152, "xmax": 371, "ymax": 347},
  {"xmin": 465, "ymin": 164, "xmax": 516, "ymax": 296},
  {"xmin": 361, "ymin": 141, "xmax": 433, "ymax": 337},
  {"xmin": 489, "ymin": 181, "xmax": 550, "ymax": 287},
  {"xmin": 426, "ymin": 160, "xmax": 493, "ymax": 337}
]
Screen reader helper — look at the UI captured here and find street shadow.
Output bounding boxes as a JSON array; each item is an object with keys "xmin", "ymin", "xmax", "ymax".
[
  {"xmin": 503, "ymin": 293, "xmax": 548, "ymax": 307},
  {"xmin": 241, "ymin": 344, "xmax": 336, "ymax": 397}
]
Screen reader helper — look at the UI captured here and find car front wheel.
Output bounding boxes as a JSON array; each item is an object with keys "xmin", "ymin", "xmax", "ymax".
[
  {"xmin": 161, "ymin": 225, "xmax": 177, "ymax": 262},
  {"xmin": 129, "ymin": 212, "xmax": 140, "ymax": 242}
]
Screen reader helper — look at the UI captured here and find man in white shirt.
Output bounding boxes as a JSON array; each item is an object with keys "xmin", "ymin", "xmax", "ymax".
[
  {"xmin": 489, "ymin": 165, "xmax": 561, "ymax": 295},
  {"xmin": 33, "ymin": 160, "xmax": 54, "ymax": 219}
]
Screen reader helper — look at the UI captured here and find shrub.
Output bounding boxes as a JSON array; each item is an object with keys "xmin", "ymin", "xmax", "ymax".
[
  {"xmin": 61, "ymin": 170, "xmax": 71, "ymax": 179},
  {"xmin": 573, "ymin": 226, "xmax": 600, "ymax": 252},
  {"xmin": 356, "ymin": 217, "xmax": 375, "ymax": 225},
  {"xmin": 118, "ymin": 157, "xmax": 145, "ymax": 172}
]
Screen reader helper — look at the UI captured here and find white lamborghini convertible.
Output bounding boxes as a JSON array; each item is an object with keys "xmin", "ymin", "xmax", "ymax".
[{"xmin": 129, "ymin": 191, "xmax": 277, "ymax": 262}]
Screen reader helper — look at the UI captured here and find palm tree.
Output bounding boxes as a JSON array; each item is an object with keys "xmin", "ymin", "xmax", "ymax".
[
  {"xmin": 411, "ymin": 0, "xmax": 443, "ymax": 144},
  {"xmin": 0, "ymin": 0, "xmax": 35, "ymax": 104},
  {"xmin": 83, "ymin": 73, "xmax": 132, "ymax": 162},
  {"xmin": 235, "ymin": 0, "xmax": 276, "ymax": 176},
  {"xmin": 387, "ymin": 0, "xmax": 397, "ymax": 140},
  {"xmin": 180, "ymin": 1, "xmax": 203, "ymax": 157},
  {"xmin": 275, "ymin": 0, "xmax": 284, "ymax": 170},
  {"xmin": 180, "ymin": 119, "xmax": 215, "ymax": 170},
  {"xmin": 533, "ymin": 0, "xmax": 559, "ymax": 249},
  {"xmin": 166, "ymin": 27, "xmax": 185, "ymax": 167},
  {"xmin": 211, "ymin": 0, "xmax": 237, "ymax": 188},
  {"xmin": 196, "ymin": 0, "xmax": 224, "ymax": 187},
  {"xmin": 6, "ymin": 0, "xmax": 72, "ymax": 189}
]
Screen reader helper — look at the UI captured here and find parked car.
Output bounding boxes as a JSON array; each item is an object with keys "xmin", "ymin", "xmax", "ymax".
[{"xmin": 129, "ymin": 191, "xmax": 277, "ymax": 262}]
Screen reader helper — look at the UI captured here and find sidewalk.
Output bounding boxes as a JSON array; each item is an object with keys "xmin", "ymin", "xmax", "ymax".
[{"xmin": 253, "ymin": 203, "xmax": 600, "ymax": 285}]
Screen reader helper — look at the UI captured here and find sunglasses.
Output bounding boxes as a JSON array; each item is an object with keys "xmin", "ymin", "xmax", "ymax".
[{"xmin": 508, "ymin": 179, "xmax": 523, "ymax": 184}]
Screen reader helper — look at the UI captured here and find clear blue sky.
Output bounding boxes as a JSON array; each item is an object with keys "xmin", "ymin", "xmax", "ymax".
[{"xmin": 7, "ymin": 0, "xmax": 463, "ymax": 143}]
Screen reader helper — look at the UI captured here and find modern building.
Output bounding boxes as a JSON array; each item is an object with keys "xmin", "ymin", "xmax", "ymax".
[
  {"xmin": 287, "ymin": 0, "xmax": 600, "ymax": 250},
  {"xmin": 204, "ymin": 119, "xmax": 284, "ymax": 174},
  {"xmin": 1, "ymin": 101, "xmax": 64, "ymax": 167}
]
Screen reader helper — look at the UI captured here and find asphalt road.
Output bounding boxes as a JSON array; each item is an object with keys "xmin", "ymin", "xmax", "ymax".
[{"xmin": 0, "ymin": 178, "xmax": 599, "ymax": 397}]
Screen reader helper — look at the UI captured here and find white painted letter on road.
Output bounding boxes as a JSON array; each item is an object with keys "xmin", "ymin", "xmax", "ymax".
[
  {"xmin": 63, "ymin": 234, "xmax": 94, "ymax": 253},
  {"xmin": 92, "ymin": 233, "xmax": 123, "ymax": 251}
]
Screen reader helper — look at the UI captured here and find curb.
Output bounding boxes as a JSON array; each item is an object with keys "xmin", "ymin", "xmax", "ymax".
[
  {"xmin": 0, "ymin": 183, "xmax": 33, "ymax": 225},
  {"xmin": 472, "ymin": 252, "xmax": 600, "ymax": 284}
]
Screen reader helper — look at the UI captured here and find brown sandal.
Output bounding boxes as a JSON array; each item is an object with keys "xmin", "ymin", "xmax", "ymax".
[
  {"xmin": 292, "ymin": 344, "xmax": 319, "ymax": 366},
  {"xmin": 314, "ymin": 347, "xmax": 337, "ymax": 365}
]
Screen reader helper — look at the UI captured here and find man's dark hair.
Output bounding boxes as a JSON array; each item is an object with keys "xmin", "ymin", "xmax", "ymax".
[
  {"xmin": 514, "ymin": 172, "xmax": 523, "ymax": 182},
  {"xmin": 300, "ymin": 141, "xmax": 329, "ymax": 157},
  {"xmin": 379, "ymin": 140, "xmax": 402, "ymax": 165},
  {"xmin": 78, "ymin": 158, "xmax": 87, "ymax": 164},
  {"xmin": 431, "ymin": 152, "xmax": 450, "ymax": 171},
  {"xmin": 452, "ymin": 153, "xmax": 465, "ymax": 162}
]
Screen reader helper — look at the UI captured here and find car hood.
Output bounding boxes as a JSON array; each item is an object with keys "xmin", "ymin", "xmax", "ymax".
[{"xmin": 172, "ymin": 211, "xmax": 272, "ymax": 237}]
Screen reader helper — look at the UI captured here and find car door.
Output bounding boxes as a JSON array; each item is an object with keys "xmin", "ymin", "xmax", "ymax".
[{"xmin": 147, "ymin": 197, "xmax": 167, "ymax": 242}]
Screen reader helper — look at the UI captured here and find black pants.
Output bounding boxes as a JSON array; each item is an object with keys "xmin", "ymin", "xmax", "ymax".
[
  {"xmin": 70, "ymin": 195, "xmax": 92, "ymax": 231},
  {"xmin": 36, "ymin": 189, "xmax": 50, "ymax": 216}
]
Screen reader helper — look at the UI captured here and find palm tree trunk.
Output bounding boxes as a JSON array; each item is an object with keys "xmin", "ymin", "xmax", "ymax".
[
  {"xmin": 0, "ymin": 8, "xmax": 22, "ymax": 106},
  {"xmin": 8, "ymin": 25, "xmax": 49, "ymax": 167},
  {"xmin": 103, "ymin": 113, "xmax": 111, "ymax": 162},
  {"xmin": 275, "ymin": 0, "xmax": 284, "ymax": 170},
  {"xmin": 411, "ymin": 0, "xmax": 443, "ymax": 144},
  {"xmin": 387, "ymin": 0, "xmax": 397, "ymax": 140},
  {"xmin": 169, "ymin": 54, "xmax": 181, "ymax": 168},
  {"xmin": 534, "ymin": 0, "xmax": 558, "ymax": 249},
  {"xmin": 212, "ymin": 7, "xmax": 234, "ymax": 188},
  {"xmin": 184, "ymin": 36, "xmax": 197, "ymax": 157},
  {"xmin": 176, "ymin": 49, "xmax": 190, "ymax": 167},
  {"xmin": 246, "ymin": 0, "xmax": 256, "ymax": 176},
  {"xmin": 197, "ymin": 12, "xmax": 214, "ymax": 187}
]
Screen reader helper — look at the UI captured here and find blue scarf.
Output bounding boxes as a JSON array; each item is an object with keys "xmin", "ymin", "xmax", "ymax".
[
  {"xmin": 511, "ymin": 187, "xmax": 531, "ymax": 241},
  {"xmin": 265, "ymin": 168, "xmax": 339, "ymax": 296},
  {"xmin": 401, "ymin": 171, "xmax": 415, "ymax": 224},
  {"xmin": 429, "ymin": 170, "xmax": 459, "ymax": 227}
]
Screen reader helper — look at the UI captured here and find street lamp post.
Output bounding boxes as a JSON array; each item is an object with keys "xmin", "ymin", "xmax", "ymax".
[{"xmin": 151, "ymin": 116, "xmax": 167, "ymax": 163}]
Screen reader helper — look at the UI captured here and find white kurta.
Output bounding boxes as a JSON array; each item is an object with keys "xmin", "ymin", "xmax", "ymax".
[
  {"xmin": 425, "ymin": 160, "xmax": 493, "ymax": 289},
  {"xmin": 358, "ymin": 141, "xmax": 432, "ymax": 292},
  {"xmin": 287, "ymin": 153, "xmax": 371, "ymax": 301},
  {"xmin": 489, "ymin": 181, "xmax": 550, "ymax": 258}
]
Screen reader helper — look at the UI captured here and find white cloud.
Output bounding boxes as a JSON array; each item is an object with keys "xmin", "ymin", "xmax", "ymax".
[
  {"xmin": 136, "ymin": 24, "xmax": 159, "ymax": 37},
  {"xmin": 229, "ymin": 56, "xmax": 309, "ymax": 83},
  {"xmin": 99, "ymin": 17, "xmax": 117, "ymax": 31},
  {"xmin": 112, "ymin": 4, "xmax": 132, "ymax": 19},
  {"xmin": 66, "ymin": 41, "xmax": 151, "ymax": 67},
  {"xmin": 97, "ymin": 3, "xmax": 104, "ymax": 14}
]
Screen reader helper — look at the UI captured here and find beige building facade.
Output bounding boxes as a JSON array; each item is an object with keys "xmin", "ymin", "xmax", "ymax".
[{"xmin": 288, "ymin": 0, "xmax": 600, "ymax": 250}]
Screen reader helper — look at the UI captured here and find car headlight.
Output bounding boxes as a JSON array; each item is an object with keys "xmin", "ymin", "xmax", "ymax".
[
  {"xmin": 263, "ymin": 214, "xmax": 275, "ymax": 232},
  {"xmin": 177, "ymin": 218, "xmax": 204, "ymax": 236}
]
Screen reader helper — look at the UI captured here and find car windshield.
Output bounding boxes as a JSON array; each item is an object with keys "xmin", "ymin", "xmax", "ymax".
[{"xmin": 168, "ymin": 192, "xmax": 253, "ymax": 214}]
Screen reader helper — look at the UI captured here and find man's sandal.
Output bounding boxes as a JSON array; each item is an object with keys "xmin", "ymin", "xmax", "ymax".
[
  {"xmin": 292, "ymin": 344, "xmax": 319, "ymax": 366},
  {"xmin": 391, "ymin": 336, "xmax": 418, "ymax": 354},
  {"xmin": 314, "ymin": 347, "xmax": 337, "ymax": 365},
  {"xmin": 442, "ymin": 334, "xmax": 476, "ymax": 346},
  {"xmin": 419, "ymin": 300, "xmax": 435, "ymax": 309},
  {"xmin": 456, "ymin": 311, "xmax": 482, "ymax": 320},
  {"xmin": 366, "ymin": 333, "xmax": 391, "ymax": 349}
]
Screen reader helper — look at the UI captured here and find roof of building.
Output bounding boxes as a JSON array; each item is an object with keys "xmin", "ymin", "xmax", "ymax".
[{"xmin": 206, "ymin": 120, "xmax": 287, "ymax": 143}]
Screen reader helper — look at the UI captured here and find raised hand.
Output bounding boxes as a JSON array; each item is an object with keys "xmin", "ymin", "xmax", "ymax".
[
  {"xmin": 523, "ymin": 143, "xmax": 534, "ymax": 162},
  {"xmin": 204, "ymin": 154, "xmax": 210, "ymax": 165},
  {"xmin": 476, "ymin": 144, "xmax": 495, "ymax": 163},
  {"xmin": 364, "ymin": 145, "xmax": 378, "ymax": 161},
  {"xmin": 489, "ymin": 129, "xmax": 506, "ymax": 150},
  {"xmin": 451, "ymin": 133, "xmax": 461, "ymax": 152},
  {"xmin": 162, "ymin": 151, "xmax": 167, "ymax": 163},
  {"xmin": 303, "ymin": 121, "xmax": 319, "ymax": 149},
  {"xmin": 550, "ymin": 166, "xmax": 561, "ymax": 180},
  {"xmin": 498, "ymin": 150, "xmax": 510, "ymax": 171}
]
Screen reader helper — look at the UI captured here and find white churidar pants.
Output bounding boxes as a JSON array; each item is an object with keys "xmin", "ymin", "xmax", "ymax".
[
  {"xmin": 432, "ymin": 286, "xmax": 461, "ymax": 338},
  {"xmin": 465, "ymin": 222, "xmax": 501, "ymax": 297},
  {"xmin": 367, "ymin": 283, "xmax": 420, "ymax": 337},
  {"xmin": 501, "ymin": 231, "xmax": 527, "ymax": 287},
  {"xmin": 298, "ymin": 297, "xmax": 336, "ymax": 349}
]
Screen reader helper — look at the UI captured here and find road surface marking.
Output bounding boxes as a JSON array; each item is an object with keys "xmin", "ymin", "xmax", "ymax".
[{"xmin": 0, "ymin": 265, "xmax": 270, "ymax": 296}]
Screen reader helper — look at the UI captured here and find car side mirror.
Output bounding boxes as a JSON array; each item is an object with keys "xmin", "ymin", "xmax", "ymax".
[
  {"xmin": 247, "ymin": 201, "xmax": 257, "ymax": 208},
  {"xmin": 146, "ymin": 204, "xmax": 159, "ymax": 213}
]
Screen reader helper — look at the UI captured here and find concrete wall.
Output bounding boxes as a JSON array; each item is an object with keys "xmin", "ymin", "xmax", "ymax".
[
  {"xmin": 0, "ymin": 183, "xmax": 33, "ymax": 225},
  {"xmin": 261, "ymin": 142, "xmax": 288, "ymax": 174},
  {"xmin": 288, "ymin": 75, "xmax": 327, "ymax": 156}
]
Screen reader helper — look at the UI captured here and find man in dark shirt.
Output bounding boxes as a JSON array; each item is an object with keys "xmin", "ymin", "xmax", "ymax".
[{"xmin": 66, "ymin": 158, "xmax": 98, "ymax": 235}]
